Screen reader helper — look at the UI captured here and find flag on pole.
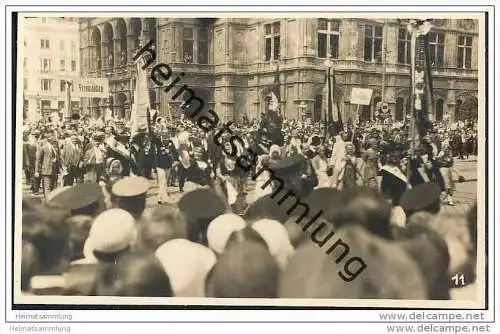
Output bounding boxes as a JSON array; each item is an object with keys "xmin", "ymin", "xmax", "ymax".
[
  {"xmin": 325, "ymin": 66, "xmax": 343, "ymax": 136},
  {"xmin": 131, "ymin": 56, "xmax": 151, "ymax": 136},
  {"xmin": 269, "ymin": 64, "xmax": 281, "ymax": 112},
  {"xmin": 413, "ymin": 20, "xmax": 434, "ymax": 137}
]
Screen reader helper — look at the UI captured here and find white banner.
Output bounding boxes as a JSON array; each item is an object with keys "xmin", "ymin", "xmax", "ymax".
[
  {"xmin": 74, "ymin": 78, "xmax": 109, "ymax": 98},
  {"xmin": 130, "ymin": 58, "xmax": 151, "ymax": 135},
  {"xmin": 350, "ymin": 87, "xmax": 373, "ymax": 105}
]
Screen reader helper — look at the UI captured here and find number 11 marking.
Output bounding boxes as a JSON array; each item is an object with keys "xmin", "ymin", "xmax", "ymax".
[{"xmin": 452, "ymin": 273, "xmax": 465, "ymax": 286}]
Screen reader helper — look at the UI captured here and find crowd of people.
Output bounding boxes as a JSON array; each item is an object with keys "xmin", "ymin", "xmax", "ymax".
[{"xmin": 20, "ymin": 109, "xmax": 479, "ymax": 300}]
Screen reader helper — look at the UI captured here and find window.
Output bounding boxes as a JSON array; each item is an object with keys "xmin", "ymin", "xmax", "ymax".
[
  {"xmin": 428, "ymin": 32, "xmax": 445, "ymax": 67},
  {"xmin": 41, "ymin": 79, "xmax": 52, "ymax": 91},
  {"xmin": 60, "ymin": 59, "xmax": 65, "ymax": 71},
  {"xmin": 264, "ymin": 22, "xmax": 280, "ymax": 61},
  {"xmin": 317, "ymin": 19, "xmax": 340, "ymax": 58},
  {"xmin": 59, "ymin": 40, "xmax": 65, "ymax": 52},
  {"xmin": 71, "ymin": 60, "xmax": 76, "ymax": 72},
  {"xmin": 60, "ymin": 80, "xmax": 66, "ymax": 92},
  {"xmin": 58, "ymin": 101, "xmax": 65, "ymax": 111},
  {"xmin": 23, "ymin": 78, "xmax": 28, "ymax": 90},
  {"xmin": 40, "ymin": 58, "xmax": 51, "ymax": 72},
  {"xmin": 183, "ymin": 28, "xmax": 194, "ymax": 63},
  {"xmin": 198, "ymin": 28, "xmax": 209, "ymax": 64},
  {"xmin": 457, "ymin": 35, "xmax": 472, "ymax": 69},
  {"xmin": 71, "ymin": 41, "xmax": 76, "ymax": 52},
  {"xmin": 24, "ymin": 39, "xmax": 27, "ymax": 48},
  {"xmin": 71, "ymin": 101, "xmax": 80, "ymax": 110},
  {"xmin": 23, "ymin": 57, "xmax": 27, "ymax": 68},
  {"xmin": 395, "ymin": 97, "xmax": 405, "ymax": 121},
  {"xmin": 397, "ymin": 28, "xmax": 411, "ymax": 64},
  {"xmin": 41, "ymin": 100, "xmax": 51, "ymax": 110},
  {"xmin": 40, "ymin": 39, "xmax": 50, "ymax": 49},
  {"xmin": 364, "ymin": 24, "xmax": 383, "ymax": 62}
]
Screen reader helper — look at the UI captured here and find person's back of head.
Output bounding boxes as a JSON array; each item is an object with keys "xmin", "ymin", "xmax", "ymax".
[
  {"xmin": 206, "ymin": 230, "xmax": 279, "ymax": 298},
  {"xmin": 22, "ymin": 206, "xmax": 71, "ymax": 274},
  {"xmin": 94, "ymin": 252, "xmax": 173, "ymax": 297},
  {"xmin": 21, "ymin": 241, "xmax": 39, "ymax": 291},
  {"xmin": 279, "ymin": 225, "xmax": 426, "ymax": 299},
  {"xmin": 335, "ymin": 187, "xmax": 391, "ymax": 238},
  {"xmin": 139, "ymin": 204, "xmax": 188, "ymax": 253},
  {"xmin": 394, "ymin": 221, "xmax": 451, "ymax": 300},
  {"xmin": 66, "ymin": 215, "xmax": 94, "ymax": 261}
]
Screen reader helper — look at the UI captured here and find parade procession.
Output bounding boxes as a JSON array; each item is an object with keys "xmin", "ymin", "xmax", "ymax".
[{"xmin": 19, "ymin": 17, "xmax": 480, "ymax": 302}]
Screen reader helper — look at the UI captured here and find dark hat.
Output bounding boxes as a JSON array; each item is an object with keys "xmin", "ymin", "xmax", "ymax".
[
  {"xmin": 178, "ymin": 189, "xmax": 226, "ymax": 222},
  {"xmin": 178, "ymin": 189, "xmax": 227, "ymax": 245},
  {"xmin": 112, "ymin": 176, "xmax": 149, "ymax": 198},
  {"xmin": 47, "ymin": 183, "xmax": 103, "ymax": 213},
  {"xmin": 304, "ymin": 188, "xmax": 343, "ymax": 221},
  {"xmin": 270, "ymin": 154, "xmax": 305, "ymax": 176},
  {"xmin": 399, "ymin": 183, "xmax": 442, "ymax": 215},
  {"xmin": 243, "ymin": 194, "xmax": 289, "ymax": 223},
  {"xmin": 310, "ymin": 135, "xmax": 322, "ymax": 147}
]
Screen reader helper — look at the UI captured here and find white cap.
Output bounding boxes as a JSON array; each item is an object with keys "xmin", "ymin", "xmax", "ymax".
[
  {"xmin": 88, "ymin": 209, "xmax": 137, "ymax": 254},
  {"xmin": 206, "ymin": 213, "xmax": 247, "ymax": 254},
  {"xmin": 155, "ymin": 239, "xmax": 216, "ymax": 297},
  {"xmin": 251, "ymin": 219, "xmax": 295, "ymax": 270}
]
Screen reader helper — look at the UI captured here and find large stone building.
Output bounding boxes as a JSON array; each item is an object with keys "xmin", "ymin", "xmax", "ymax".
[
  {"xmin": 79, "ymin": 17, "xmax": 479, "ymax": 123},
  {"xmin": 21, "ymin": 17, "xmax": 81, "ymax": 121}
]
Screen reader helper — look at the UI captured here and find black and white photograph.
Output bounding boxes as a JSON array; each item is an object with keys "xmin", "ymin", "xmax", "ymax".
[{"xmin": 12, "ymin": 11, "xmax": 486, "ymax": 310}]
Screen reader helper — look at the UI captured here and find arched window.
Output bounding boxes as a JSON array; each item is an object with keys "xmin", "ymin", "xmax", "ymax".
[
  {"xmin": 435, "ymin": 99, "xmax": 444, "ymax": 121},
  {"xmin": 313, "ymin": 95, "xmax": 323, "ymax": 122},
  {"xmin": 395, "ymin": 97, "xmax": 405, "ymax": 121}
]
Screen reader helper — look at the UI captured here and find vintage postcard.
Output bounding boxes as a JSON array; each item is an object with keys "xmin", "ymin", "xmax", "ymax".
[{"xmin": 11, "ymin": 9, "xmax": 488, "ymax": 311}]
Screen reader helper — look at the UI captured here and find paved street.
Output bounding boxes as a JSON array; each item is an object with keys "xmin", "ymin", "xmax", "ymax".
[
  {"xmin": 143, "ymin": 158, "xmax": 479, "ymax": 216},
  {"xmin": 22, "ymin": 158, "xmax": 478, "ymax": 217}
]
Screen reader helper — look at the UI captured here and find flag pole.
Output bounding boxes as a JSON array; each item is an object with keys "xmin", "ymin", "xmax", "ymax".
[{"xmin": 407, "ymin": 24, "xmax": 418, "ymax": 187}]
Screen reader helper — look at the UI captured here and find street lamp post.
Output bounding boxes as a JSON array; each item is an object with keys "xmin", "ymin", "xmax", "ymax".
[{"xmin": 64, "ymin": 80, "xmax": 73, "ymax": 121}]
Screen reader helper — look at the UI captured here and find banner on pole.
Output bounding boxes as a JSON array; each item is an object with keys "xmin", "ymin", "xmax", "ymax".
[
  {"xmin": 130, "ymin": 57, "xmax": 151, "ymax": 135},
  {"xmin": 73, "ymin": 78, "xmax": 109, "ymax": 98},
  {"xmin": 350, "ymin": 88, "xmax": 373, "ymax": 105}
]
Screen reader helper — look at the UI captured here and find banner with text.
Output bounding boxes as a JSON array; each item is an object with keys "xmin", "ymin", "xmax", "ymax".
[
  {"xmin": 74, "ymin": 78, "xmax": 109, "ymax": 99},
  {"xmin": 350, "ymin": 87, "xmax": 373, "ymax": 105}
]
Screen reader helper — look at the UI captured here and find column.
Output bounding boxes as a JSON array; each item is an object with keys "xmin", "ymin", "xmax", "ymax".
[
  {"xmin": 100, "ymin": 42, "xmax": 107, "ymax": 70},
  {"xmin": 127, "ymin": 34, "xmax": 136, "ymax": 63},
  {"xmin": 113, "ymin": 37, "xmax": 121, "ymax": 68},
  {"xmin": 142, "ymin": 30, "xmax": 149, "ymax": 46}
]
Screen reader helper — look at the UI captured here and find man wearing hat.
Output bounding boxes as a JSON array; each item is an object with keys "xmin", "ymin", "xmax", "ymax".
[
  {"xmin": 111, "ymin": 176, "xmax": 149, "ymax": 220},
  {"xmin": 83, "ymin": 132, "xmax": 106, "ymax": 183},
  {"xmin": 60, "ymin": 131, "xmax": 82, "ymax": 186},
  {"xmin": 23, "ymin": 130, "xmax": 36, "ymax": 190},
  {"xmin": 34, "ymin": 129, "xmax": 61, "ymax": 199},
  {"xmin": 28, "ymin": 129, "xmax": 42, "ymax": 193},
  {"xmin": 130, "ymin": 123, "xmax": 157, "ymax": 179}
]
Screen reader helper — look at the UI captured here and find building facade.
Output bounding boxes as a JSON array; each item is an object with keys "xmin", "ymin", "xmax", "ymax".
[
  {"xmin": 21, "ymin": 17, "xmax": 81, "ymax": 122},
  {"xmin": 79, "ymin": 17, "xmax": 479, "ymax": 123}
]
